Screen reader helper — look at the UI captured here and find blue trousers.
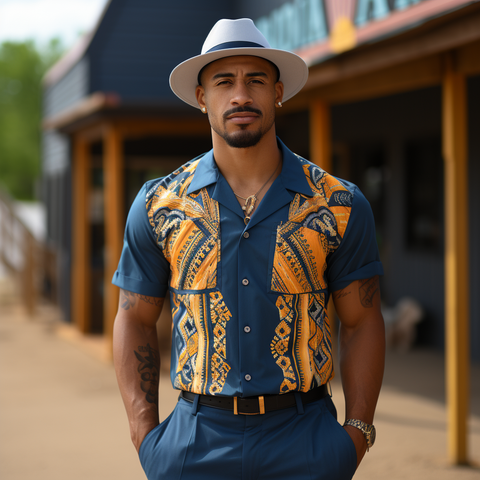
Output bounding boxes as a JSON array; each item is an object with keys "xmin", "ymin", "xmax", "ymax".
[{"xmin": 139, "ymin": 394, "xmax": 357, "ymax": 480}]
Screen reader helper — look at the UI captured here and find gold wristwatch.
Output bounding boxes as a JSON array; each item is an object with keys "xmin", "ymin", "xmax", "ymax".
[{"xmin": 344, "ymin": 419, "xmax": 376, "ymax": 451}]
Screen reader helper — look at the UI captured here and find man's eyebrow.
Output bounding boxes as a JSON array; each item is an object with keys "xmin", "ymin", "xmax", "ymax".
[
  {"xmin": 246, "ymin": 71, "xmax": 268, "ymax": 78},
  {"xmin": 211, "ymin": 71, "xmax": 269, "ymax": 80},
  {"xmin": 212, "ymin": 72, "xmax": 235, "ymax": 80}
]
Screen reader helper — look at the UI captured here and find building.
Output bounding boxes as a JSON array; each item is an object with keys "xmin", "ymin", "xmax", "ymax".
[{"xmin": 42, "ymin": 0, "xmax": 480, "ymax": 463}]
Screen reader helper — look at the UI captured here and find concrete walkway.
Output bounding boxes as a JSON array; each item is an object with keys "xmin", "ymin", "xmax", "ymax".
[{"xmin": 1, "ymin": 277, "xmax": 479, "ymax": 480}]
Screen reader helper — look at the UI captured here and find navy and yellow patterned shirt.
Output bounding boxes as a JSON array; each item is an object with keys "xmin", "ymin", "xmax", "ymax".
[{"xmin": 113, "ymin": 139, "xmax": 383, "ymax": 397}]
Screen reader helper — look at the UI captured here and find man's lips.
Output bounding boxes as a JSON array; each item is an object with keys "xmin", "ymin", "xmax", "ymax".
[
  {"xmin": 227, "ymin": 113, "xmax": 259, "ymax": 124},
  {"xmin": 224, "ymin": 108, "xmax": 262, "ymax": 125}
]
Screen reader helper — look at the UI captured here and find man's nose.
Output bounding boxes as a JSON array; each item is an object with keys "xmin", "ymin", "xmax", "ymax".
[{"xmin": 230, "ymin": 82, "xmax": 253, "ymax": 106}]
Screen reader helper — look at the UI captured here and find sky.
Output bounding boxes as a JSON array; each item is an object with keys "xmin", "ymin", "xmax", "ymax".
[{"xmin": 0, "ymin": 0, "xmax": 109, "ymax": 47}]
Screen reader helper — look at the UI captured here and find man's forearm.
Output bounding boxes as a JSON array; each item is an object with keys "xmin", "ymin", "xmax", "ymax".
[
  {"xmin": 338, "ymin": 311, "xmax": 385, "ymax": 467},
  {"xmin": 113, "ymin": 312, "xmax": 161, "ymax": 452},
  {"xmin": 339, "ymin": 313, "xmax": 385, "ymax": 424}
]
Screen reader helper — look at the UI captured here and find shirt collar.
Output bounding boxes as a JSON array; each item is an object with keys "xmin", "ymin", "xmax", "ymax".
[
  {"xmin": 187, "ymin": 149, "xmax": 218, "ymax": 194},
  {"xmin": 186, "ymin": 137, "xmax": 314, "ymax": 197},
  {"xmin": 276, "ymin": 138, "xmax": 313, "ymax": 197}
]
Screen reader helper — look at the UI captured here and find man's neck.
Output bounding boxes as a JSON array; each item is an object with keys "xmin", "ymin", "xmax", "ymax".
[{"xmin": 211, "ymin": 130, "xmax": 282, "ymax": 198}]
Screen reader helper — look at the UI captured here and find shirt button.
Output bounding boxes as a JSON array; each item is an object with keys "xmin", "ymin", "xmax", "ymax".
[
  {"xmin": 243, "ymin": 232, "xmax": 250, "ymax": 238},
  {"xmin": 244, "ymin": 326, "xmax": 251, "ymax": 333},
  {"xmin": 245, "ymin": 374, "xmax": 252, "ymax": 381},
  {"xmin": 242, "ymin": 278, "xmax": 249, "ymax": 286}
]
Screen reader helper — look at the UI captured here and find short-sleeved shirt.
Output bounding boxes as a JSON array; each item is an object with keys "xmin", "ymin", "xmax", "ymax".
[{"xmin": 113, "ymin": 138, "xmax": 383, "ymax": 397}]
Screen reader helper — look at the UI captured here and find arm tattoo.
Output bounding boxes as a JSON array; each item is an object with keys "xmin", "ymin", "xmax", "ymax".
[
  {"xmin": 333, "ymin": 289, "xmax": 351, "ymax": 300},
  {"xmin": 359, "ymin": 277, "xmax": 379, "ymax": 308},
  {"xmin": 134, "ymin": 344, "xmax": 160, "ymax": 406},
  {"xmin": 120, "ymin": 289, "xmax": 163, "ymax": 310}
]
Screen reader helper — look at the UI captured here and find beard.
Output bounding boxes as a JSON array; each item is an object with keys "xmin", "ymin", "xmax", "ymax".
[
  {"xmin": 210, "ymin": 106, "xmax": 275, "ymax": 149},
  {"xmin": 218, "ymin": 128, "xmax": 263, "ymax": 149}
]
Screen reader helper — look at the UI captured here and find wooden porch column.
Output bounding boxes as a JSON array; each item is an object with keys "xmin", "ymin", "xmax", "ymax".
[
  {"xmin": 309, "ymin": 100, "xmax": 337, "ymax": 333},
  {"xmin": 72, "ymin": 135, "xmax": 91, "ymax": 333},
  {"xmin": 309, "ymin": 100, "xmax": 332, "ymax": 172},
  {"xmin": 442, "ymin": 52, "xmax": 470, "ymax": 465},
  {"xmin": 103, "ymin": 124, "xmax": 125, "ymax": 354}
]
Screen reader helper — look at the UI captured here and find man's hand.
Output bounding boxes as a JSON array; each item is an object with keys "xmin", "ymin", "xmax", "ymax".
[
  {"xmin": 133, "ymin": 420, "xmax": 159, "ymax": 453},
  {"xmin": 343, "ymin": 424, "xmax": 367, "ymax": 468}
]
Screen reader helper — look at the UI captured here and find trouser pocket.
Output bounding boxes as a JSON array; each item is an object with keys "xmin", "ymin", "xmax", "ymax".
[{"xmin": 139, "ymin": 399, "xmax": 196, "ymax": 480}]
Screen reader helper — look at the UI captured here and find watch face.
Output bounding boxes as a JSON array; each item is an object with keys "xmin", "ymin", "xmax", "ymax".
[{"xmin": 367, "ymin": 425, "xmax": 376, "ymax": 447}]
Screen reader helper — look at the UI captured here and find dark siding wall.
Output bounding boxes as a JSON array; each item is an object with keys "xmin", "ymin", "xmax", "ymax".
[
  {"xmin": 42, "ymin": 131, "xmax": 70, "ymax": 175},
  {"xmin": 41, "ymin": 59, "xmax": 84, "ymax": 321},
  {"xmin": 88, "ymin": 0, "xmax": 235, "ymax": 103},
  {"xmin": 42, "ymin": 57, "xmax": 85, "ymax": 322},
  {"xmin": 332, "ymin": 87, "xmax": 446, "ymax": 351},
  {"xmin": 468, "ymin": 75, "xmax": 480, "ymax": 362},
  {"xmin": 42, "ymin": 167, "xmax": 72, "ymax": 322},
  {"xmin": 42, "ymin": 56, "xmax": 88, "ymax": 176},
  {"xmin": 234, "ymin": 0, "xmax": 286, "ymax": 18},
  {"xmin": 43, "ymin": 57, "xmax": 89, "ymax": 118}
]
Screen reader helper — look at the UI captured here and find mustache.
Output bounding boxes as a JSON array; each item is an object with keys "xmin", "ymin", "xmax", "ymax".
[{"xmin": 223, "ymin": 106, "xmax": 262, "ymax": 119}]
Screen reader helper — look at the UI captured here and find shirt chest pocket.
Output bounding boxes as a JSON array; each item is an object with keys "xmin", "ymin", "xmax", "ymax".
[
  {"xmin": 269, "ymin": 222, "xmax": 328, "ymax": 294},
  {"xmin": 167, "ymin": 219, "xmax": 219, "ymax": 291}
]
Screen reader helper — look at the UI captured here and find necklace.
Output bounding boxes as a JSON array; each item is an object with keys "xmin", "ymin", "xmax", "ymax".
[{"xmin": 233, "ymin": 158, "xmax": 281, "ymax": 225}]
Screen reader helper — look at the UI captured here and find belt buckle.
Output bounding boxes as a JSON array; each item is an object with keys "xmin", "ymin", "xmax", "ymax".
[{"xmin": 233, "ymin": 396, "xmax": 265, "ymax": 415}]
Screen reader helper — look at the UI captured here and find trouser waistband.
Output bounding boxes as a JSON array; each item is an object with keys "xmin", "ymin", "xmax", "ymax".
[{"xmin": 180, "ymin": 384, "xmax": 329, "ymax": 415}]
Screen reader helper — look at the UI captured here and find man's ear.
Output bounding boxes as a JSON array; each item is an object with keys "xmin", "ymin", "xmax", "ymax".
[
  {"xmin": 195, "ymin": 85, "xmax": 206, "ymax": 111},
  {"xmin": 274, "ymin": 81, "xmax": 284, "ymax": 106}
]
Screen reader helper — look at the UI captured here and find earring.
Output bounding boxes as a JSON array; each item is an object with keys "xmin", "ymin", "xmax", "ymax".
[
  {"xmin": 277, "ymin": 102, "xmax": 283, "ymax": 107},
  {"xmin": 202, "ymin": 107, "xmax": 207, "ymax": 113}
]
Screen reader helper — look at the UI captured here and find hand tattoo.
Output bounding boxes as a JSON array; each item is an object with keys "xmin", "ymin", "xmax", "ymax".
[
  {"xmin": 359, "ymin": 277, "xmax": 379, "ymax": 308},
  {"xmin": 134, "ymin": 344, "xmax": 160, "ymax": 406}
]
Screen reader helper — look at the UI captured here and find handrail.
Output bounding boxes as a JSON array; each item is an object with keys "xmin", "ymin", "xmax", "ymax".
[{"xmin": 0, "ymin": 188, "xmax": 47, "ymax": 315}]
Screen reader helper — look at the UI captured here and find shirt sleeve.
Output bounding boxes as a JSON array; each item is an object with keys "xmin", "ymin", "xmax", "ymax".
[
  {"xmin": 326, "ymin": 185, "xmax": 384, "ymax": 292},
  {"xmin": 112, "ymin": 182, "xmax": 170, "ymax": 297}
]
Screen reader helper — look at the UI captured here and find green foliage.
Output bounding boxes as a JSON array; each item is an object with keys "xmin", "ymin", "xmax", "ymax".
[{"xmin": 0, "ymin": 38, "xmax": 65, "ymax": 200}]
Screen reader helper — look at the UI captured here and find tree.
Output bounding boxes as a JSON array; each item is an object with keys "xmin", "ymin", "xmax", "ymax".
[{"xmin": 0, "ymin": 39, "xmax": 65, "ymax": 200}]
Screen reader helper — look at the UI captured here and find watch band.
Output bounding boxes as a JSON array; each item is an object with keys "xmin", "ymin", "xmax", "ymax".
[{"xmin": 344, "ymin": 419, "xmax": 376, "ymax": 451}]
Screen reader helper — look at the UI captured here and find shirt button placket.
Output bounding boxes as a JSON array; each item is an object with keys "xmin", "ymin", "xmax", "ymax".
[{"xmin": 239, "ymin": 226, "xmax": 253, "ymax": 395}]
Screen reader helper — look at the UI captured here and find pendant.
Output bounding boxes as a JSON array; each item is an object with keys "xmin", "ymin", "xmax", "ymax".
[
  {"xmin": 244, "ymin": 216, "xmax": 250, "ymax": 225},
  {"xmin": 244, "ymin": 195, "xmax": 257, "ymax": 217}
]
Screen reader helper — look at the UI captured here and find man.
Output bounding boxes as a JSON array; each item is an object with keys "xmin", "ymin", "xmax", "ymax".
[{"xmin": 112, "ymin": 18, "xmax": 385, "ymax": 480}]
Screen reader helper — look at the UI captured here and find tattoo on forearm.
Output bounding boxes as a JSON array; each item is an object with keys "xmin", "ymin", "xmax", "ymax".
[
  {"xmin": 134, "ymin": 343, "xmax": 160, "ymax": 406},
  {"xmin": 120, "ymin": 289, "xmax": 163, "ymax": 310},
  {"xmin": 359, "ymin": 277, "xmax": 379, "ymax": 308}
]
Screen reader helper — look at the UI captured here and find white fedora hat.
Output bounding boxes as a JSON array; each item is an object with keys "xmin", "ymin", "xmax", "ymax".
[{"xmin": 169, "ymin": 18, "xmax": 309, "ymax": 109}]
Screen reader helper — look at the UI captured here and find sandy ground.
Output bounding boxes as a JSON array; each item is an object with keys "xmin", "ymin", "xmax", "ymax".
[{"xmin": 0, "ymin": 276, "xmax": 479, "ymax": 480}]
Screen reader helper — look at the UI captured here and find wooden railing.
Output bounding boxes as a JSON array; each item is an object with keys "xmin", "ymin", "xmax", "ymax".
[{"xmin": 0, "ymin": 188, "xmax": 55, "ymax": 315}]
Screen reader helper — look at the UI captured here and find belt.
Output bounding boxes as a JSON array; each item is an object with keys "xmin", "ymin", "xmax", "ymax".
[{"xmin": 180, "ymin": 384, "xmax": 329, "ymax": 415}]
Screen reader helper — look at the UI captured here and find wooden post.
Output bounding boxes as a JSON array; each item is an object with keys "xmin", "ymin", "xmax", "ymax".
[
  {"xmin": 442, "ymin": 52, "xmax": 470, "ymax": 465},
  {"xmin": 103, "ymin": 124, "xmax": 125, "ymax": 356},
  {"xmin": 309, "ymin": 100, "xmax": 332, "ymax": 172},
  {"xmin": 309, "ymin": 100, "xmax": 337, "ymax": 337},
  {"xmin": 72, "ymin": 135, "xmax": 91, "ymax": 333}
]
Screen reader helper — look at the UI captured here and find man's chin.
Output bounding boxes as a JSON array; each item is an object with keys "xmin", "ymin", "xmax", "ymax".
[{"xmin": 224, "ymin": 130, "xmax": 262, "ymax": 149}]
